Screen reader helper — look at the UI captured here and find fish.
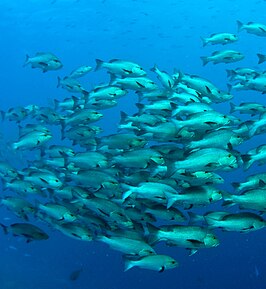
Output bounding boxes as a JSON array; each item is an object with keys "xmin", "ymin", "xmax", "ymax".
[
  {"xmin": 124, "ymin": 254, "xmax": 178, "ymax": 272},
  {"xmin": 201, "ymin": 50, "xmax": 244, "ymax": 66},
  {"xmin": 0, "ymin": 223, "xmax": 49, "ymax": 242},
  {"xmin": 169, "ymin": 148, "xmax": 238, "ymax": 173},
  {"xmin": 242, "ymin": 144, "xmax": 266, "ymax": 170},
  {"xmin": 230, "ymin": 102, "xmax": 266, "ymax": 116},
  {"xmin": 24, "ymin": 52, "xmax": 63, "ymax": 72},
  {"xmin": 12, "ymin": 129, "xmax": 52, "ymax": 150},
  {"xmin": 150, "ymin": 64, "xmax": 175, "ymax": 89},
  {"xmin": 201, "ymin": 32, "xmax": 238, "ymax": 46},
  {"xmin": 97, "ymin": 235, "xmax": 156, "ymax": 256},
  {"xmin": 69, "ymin": 65, "xmax": 92, "ymax": 78},
  {"xmin": 111, "ymin": 76, "xmax": 158, "ymax": 91},
  {"xmin": 57, "ymin": 76, "xmax": 88, "ymax": 94},
  {"xmin": 223, "ymin": 189, "xmax": 266, "ymax": 211},
  {"xmin": 148, "ymin": 224, "xmax": 219, "ymax": 255},
  {"xmin": 202, "ymin": 211, "xmax": 266, "ymax": 233},
  {"xmin": 37, "ymin": 203, "xmax": 77, "ymax": 222},
  {"xmin": 237, "ymin": 20, "xmax": 266, "ymax": 36},
  {"xmin": 232, "ymin": 172, "xmax": 266, "ymax": 192},
  {"xmin": 95, "ymin": 59, "xmax": 146, "ymax": 77}
]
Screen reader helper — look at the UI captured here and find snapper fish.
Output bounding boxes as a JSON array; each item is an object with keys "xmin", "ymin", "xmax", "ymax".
[
  {"xmin": 24, "ymin": 52, "xmax": 63, "ymax": 72},
  {"xmin": 124, "ymin": 254, "xmax": 178, "ymax": 272},
  {"xmin": 150, "ymin": 64, "xmax": 175, "ymax": 89},
  {"xmin": 95, "ymin": 59, "xmax": 146, "ymax": 77},
  {"xmin": 97, "ymin": 235, "xmax": 156, "ymax": 257},
  {"xmin": 201, "ymin": 32, "xmax": 238, "ymax": 46},
  {"xmin": 69, "ymin": 65, "xmax": 93, "ymax": 78},
  {"xmin": 169, "ymin": 148, "xmax": 238, "ymax": 173},
  {"xmin": 0, "ymin": 107, "xmax": 29, "ymax": 123},
  {"xmin": 111, "ymin": 76, "xmax": 158, "ymax": 91},
  {"xmin": 232, "ymin": 172, "xmax": 266, "ymax": 192},
  {"xmin": 19, "ymin": 168, "xmax": 63, "ymax": 189},
  {"xmin": 223, "ymin": 189, "xmax": 266, "ymax": 211},
  {"xmin": 237, "ymin": 20, "xmax": 266, "ymax": 36},
  {"xmin": 57, "ymin": 76, "xmax": 88, "ymax": 95},
  {"xmin": 230, "ymin": 102, "xmax": 266, "ymax": 116},
  {"xmin": 201, "ymin": 211, "xmax": 266, "ymax": 233},
  {"xmin": 12, "ymin": 129, "xmax": 52, "ymax": 150},
  {"xmin": 242, "ymin": 144, "xmax": 266, "ymax": 170},
  {"xmin": 37, "ymin": 203, "xmax": 76, "ymax": 222},
  {"xmin": 148, "ymin": 224, "xmax": 219, "ymax": 255},
  {"xmin": 0, "ymin": 223, "xmax": 49, "ymax": 242},
  {"xmin": 201, "ymin": 50, "xmax": 244, "ymax": 66}
]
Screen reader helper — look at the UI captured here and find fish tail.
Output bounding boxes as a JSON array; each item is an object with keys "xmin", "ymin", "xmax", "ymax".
[
  {"xmin": 236, "ymin": 20, "xmax": 244, "ymax": 32},
  {"xmin": 257, "ymin": 54, "xmax": 266, "ymax": 64},
  {"xmin": 150, "ymin": 64, "xmax": 158, "ymax": 72},
  {"xmin": 241, "ymin": 154, "xmax": 253, "ymax": 170},
  {"xmin": 95, "ymin": 59, "xmax": 104, "ymax": 71},
  {"xmin": 231, "ymin": 182, "xmax": 240, "ymax": 190},
  {"xmin": 166, "ymin": 197, "xmax": 177, "ymax": 209},
  {"xmin": 222, "ymin": 192, "xmax": 235, "ymax": 207},
  {"xmin": 200, "ymin": 56, "xmax": 209, "ymax": 66},
  {"xmin": 72, "ymin": 95, "xmax": 80, "ymax": 109},
  {"xmin": 135, "ymin": 103, "xmax": 145, "ymax": 112},
  {"xmin": 188, "ymin": 212, "xmax": 204, "ymax": 225},
  {"xmin": 108, "ymin": 73, "xmax": 116, "ymax": 85},
  {"xmin": 226, "ymin": 69, "xmax": 236, "ymax": 79},
  {"xmin": 57, "ymin": 76, "xmax": 61, "ymax": 88},
  {"xmin": 120, "ymin": 111, "xmax": 128, "ymax": 124},
  {"xmin": 229, "ymin": 102, "xmax": 236, "ymax": 113},
  {"xmin": 0, "ymin": 223, "xmax": 8, "ymax": 234},
  {"xmin": 60, "ymin": 120, "xmax": 66, "ymax": 139},
  {"xmin": 227, "ymin": 83, "xmax": 232, "ymax": 92},
  {"xmin": 200, "ymin": 37, "xmax": 208, "ymax": 47},
  {"xmin": 123, "ymin": 257, "xmax": 135, "ymax": 272},
  {"xmin": 23, "ymin": 54, "xmax": 30, "ymax": 67},
  {"xmin": 0, "ymin": 110, "xmax": 5, "ymax": 121},
  {"xmin": 54, "ymin": 99, "xmax": 60, "ymax": 110}
]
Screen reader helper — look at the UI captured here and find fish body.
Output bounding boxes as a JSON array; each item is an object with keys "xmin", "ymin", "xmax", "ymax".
[
  {"xmin": 201, "ymin": 50, "xmax": 244, "ymax": 66},
  {"xmin": 69, "ymin": 65, "xmax": 92, "ymax": 78},
  {"xmin": 1, "ymin": 223, "xmax": 49, "ymax": 242},
  {"xmin": 232, "ymin": 172, "xmax": 266, "ymax": 192},
  {"xmin": 171, "ymin": 148, "xmax": 238, "ymax": 172},
  {"xmin": 12, "ymin": 130, "xmax": 52, "ymax": 150},
  {"xmin": 112, "ymin": 76, "xmax": 158, "ymax": 91},
  {"xmin": 98, "ymin": 235, "xmax": 156, "ymax": 256},
  {"xmin": 124, "ymin": 254, "xmax": 178, "ymax": 272},
  {"xmin": 201, "ymin": 32, "xmax": 238, "ymax": 46},
  {"xmin": 24, "ymin": 52, "xmax": 63, "ymax": 72},
  {"xmin": 150, "ymin": 225, "xmax": 219, "ymax": 251},
  {"xmin": 57, "ymin": 77, "xmax": 88, "ymax": 94},
  {"xmin": 95, "ymin": 59, "xmax": 146, "ymax": 77},
  {"xmin": 237, "ymin": 20, "xmax": 266, "ymax": 36},
  {"xmin": 38, "ymin": 203, "xmax": 76, "ymax": 222},
  {"xmin": 150, "ymin": 65, "xmax": 175, "ymax": 89},
  {"xmin": 223, "ymin": 190, "xmax": 266, "ymax": 211},
  {"xmin": 204, "ymin": 211, "xmax": 266, "ymax": 232}
]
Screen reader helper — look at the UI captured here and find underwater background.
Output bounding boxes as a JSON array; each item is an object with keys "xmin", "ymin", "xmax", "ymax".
[{"xmin": 0, "ymin": 0, "xmax": 265, "ymax": 288}]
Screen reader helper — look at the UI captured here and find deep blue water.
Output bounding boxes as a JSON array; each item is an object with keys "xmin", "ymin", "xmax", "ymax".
[{"xmin": 0, "ymin": 0, "xmax": 266, "ymax": 288}]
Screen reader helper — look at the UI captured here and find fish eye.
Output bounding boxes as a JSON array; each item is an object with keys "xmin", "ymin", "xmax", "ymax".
[
  {"xmin": 55, "ymin": 179, "xmax": 59, "ymax": 182},
  {"xmin": 228, "ymin": 153, "xmax": 232, "ymax": 157},
  {"xmin": 171, "ymin": 261, "xmax": 176, "ymax": 264}
]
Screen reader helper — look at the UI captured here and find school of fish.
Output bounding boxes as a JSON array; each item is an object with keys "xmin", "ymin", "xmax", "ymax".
[{"xmin": 0, "ymin": 20, "xmax": 266, "ymax": 273}]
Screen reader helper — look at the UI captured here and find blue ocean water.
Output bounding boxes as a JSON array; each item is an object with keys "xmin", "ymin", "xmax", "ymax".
[{"xmin": 0, "ymin": 0, "xmax": 265, "ymax": 288}]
